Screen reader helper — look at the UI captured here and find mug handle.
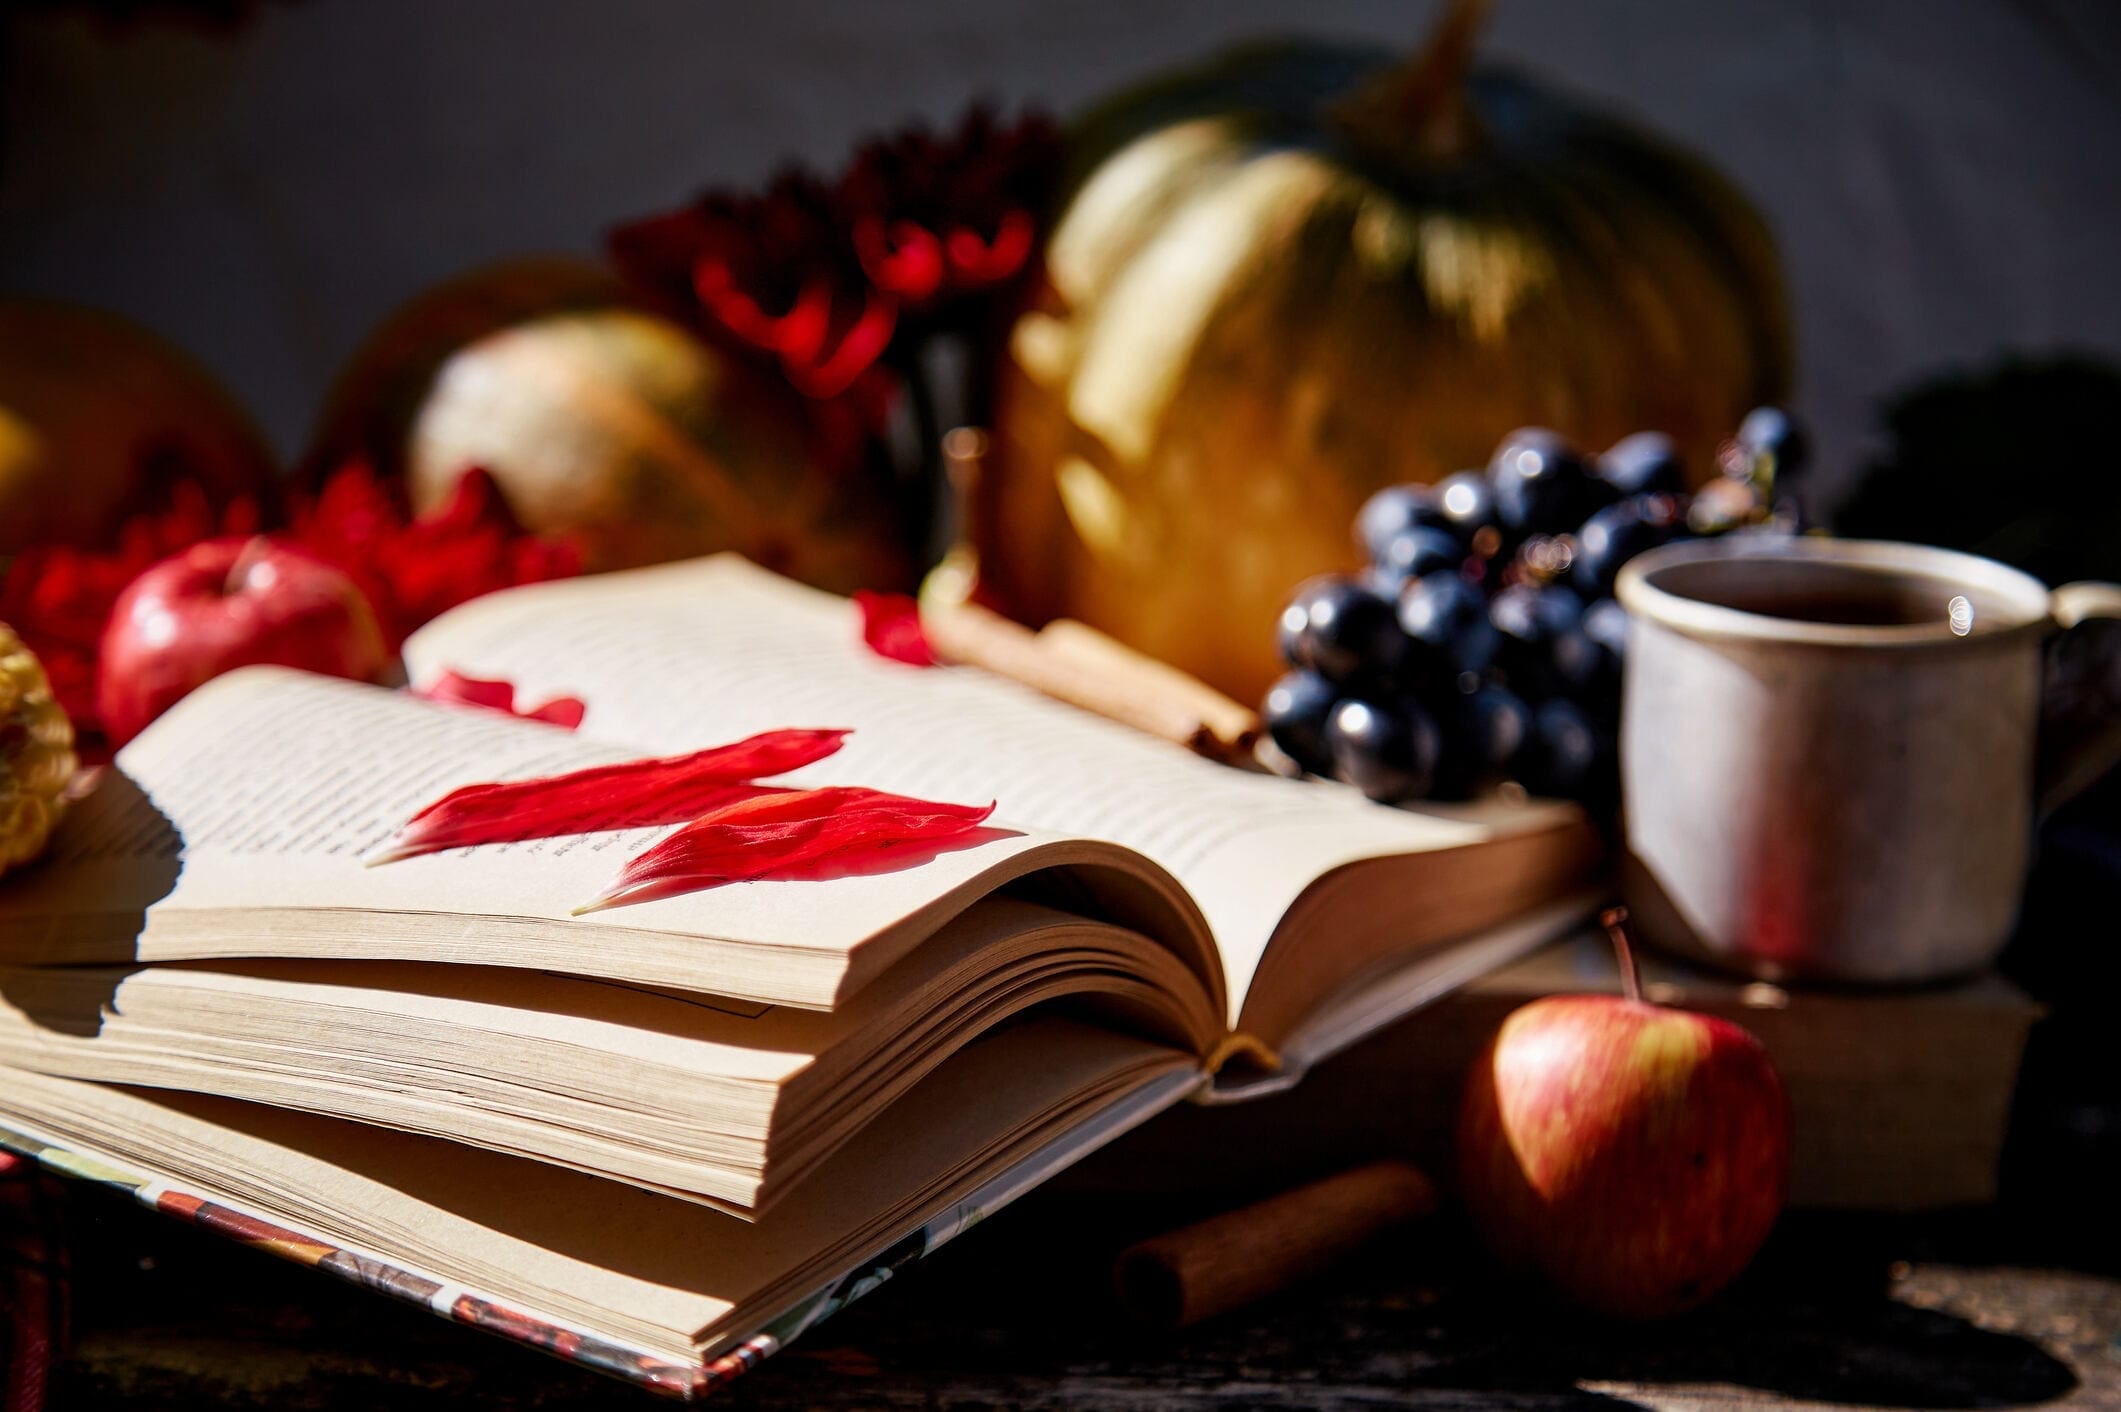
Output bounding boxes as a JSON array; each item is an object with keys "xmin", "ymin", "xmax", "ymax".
[{"xmin": 2037, "ymin": 581, "xmax": 2121, "ymax": 817}]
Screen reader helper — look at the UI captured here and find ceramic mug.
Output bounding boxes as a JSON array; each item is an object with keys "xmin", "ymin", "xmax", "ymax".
[{"xmin": 1613, "ymin": 536, "xmax": 2121, "ymax": 984}]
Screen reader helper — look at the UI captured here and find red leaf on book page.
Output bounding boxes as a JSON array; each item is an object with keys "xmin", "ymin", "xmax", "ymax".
[
  {"xmin": 411, "ymin": 670, "xmax": 588, "ymax": 730},
  {"xmin": 366, "ymin": 729, "xmax": 850, "ymax": 865},
  {"xmin": 853, "ymin": 591, "xmax": 936, "ymax": 666},
  {"xmin": 576, "ymin": 785, "xmax": 995, "ymax": 913}
]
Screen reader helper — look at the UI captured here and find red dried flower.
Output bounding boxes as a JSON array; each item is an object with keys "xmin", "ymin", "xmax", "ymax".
[
  {"xmin": 612, "ymin": 174, "xmax": 898, "ymax": 405},
  {"xmin": 289, "ymin": 462, "xmax": 582, "ymax": 652},
  {"xmin": 607, "ymin": 103, "xmax": 1058, "ymax": 419},
  {"xmin": 838, "ymin": 105, "xmax": 1058, "ymax": 315}
]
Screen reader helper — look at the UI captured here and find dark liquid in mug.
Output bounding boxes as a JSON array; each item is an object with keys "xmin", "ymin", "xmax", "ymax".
[
  {"xmin": 1660, "ymin": 559, "xmax": 1982, "ymax": 630},
  {"xmin": 1719, "ymin": 589, "xmax": 1952, "ymax": 627}
]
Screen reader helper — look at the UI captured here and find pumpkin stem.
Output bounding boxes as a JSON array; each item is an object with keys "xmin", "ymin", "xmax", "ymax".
[{"xmin": 1330, "ymin": 0, "xmax": 1493, "ymax": 166}]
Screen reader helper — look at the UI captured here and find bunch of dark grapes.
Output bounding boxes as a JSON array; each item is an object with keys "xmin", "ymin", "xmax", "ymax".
[{"xmin": 1263, "ymin": 409, "xmax": 1806, "ymax": 811}]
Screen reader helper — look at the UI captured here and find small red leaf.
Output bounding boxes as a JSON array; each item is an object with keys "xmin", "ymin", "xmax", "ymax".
[
  {"xmin": 367, "ymin": 728, "xmax": 850, "ymax": 865},
  {"xmin": 412, "ymin": 669, "xmax": 588, "ymax": 729},
  {"xmin": 576, "ymin": 786, "xmax": 995, "ymax": 913},
  {"xmin": 853, "ymin": 591, "xmax": 936, "ymax": 667}
]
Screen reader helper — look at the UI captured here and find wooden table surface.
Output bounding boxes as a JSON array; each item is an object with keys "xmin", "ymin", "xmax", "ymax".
[{"xmin": 30, "ymin": 1179, "xmax": 2120, "ymax": 1412}]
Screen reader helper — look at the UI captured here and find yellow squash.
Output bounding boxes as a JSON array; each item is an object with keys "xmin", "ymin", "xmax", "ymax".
[
  {"xmin": 308, "ymin": 258, "xmax": 912, "ymax": 592},
  {"xmin": 981, "ymin": 0, "xmax": 1790, "ymax": 702},
  {"xmin": 0, "ymin": 624, "xmax": 76, "ymax": 879}
]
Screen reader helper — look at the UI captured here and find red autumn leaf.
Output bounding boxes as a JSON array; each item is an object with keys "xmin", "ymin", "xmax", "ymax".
[
  {"xmin": 853, "ymin": 590, "xmax": 936, "ymax": 667},
  {"xmin": 366, "ymin": 728, "xmax": 850, "ymax": 865},
  {"xmin": 411, "ymin": 669, "xmax": 587, "ymax": 730},
  {"xmin": 576, "ymin": 785, "xmax": 995, "ymax": 914}
]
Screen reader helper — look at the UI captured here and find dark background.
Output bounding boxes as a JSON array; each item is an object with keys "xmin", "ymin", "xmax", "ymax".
[{"xmin": 5, "ymin": 0, "xmax": 2121, "ymax": 519}]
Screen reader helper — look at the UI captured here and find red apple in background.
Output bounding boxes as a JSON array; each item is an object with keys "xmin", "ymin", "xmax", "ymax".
[
  {"xmin": 96, "ymin": 535, "xmax": 389, "ymax": 746},
  {"xmin": 1456, "ymin": 909, "xmax": 1791, "ymax": 1319}
]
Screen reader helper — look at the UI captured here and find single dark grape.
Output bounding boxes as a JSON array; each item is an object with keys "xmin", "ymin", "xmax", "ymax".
[
  {"xmin": 1358, "ymin": 564, "xmax": 1405, "ymax": 600},
  {"xmin": 1736, "ymin": 406, "xmax": 1809, "ymax": 481},
  {"xmin": 1488, "ymin": 582, "xmax": 1584, "ymax": 699},
  {"xmin": 1462, "ymin": 683, "xmax": 1534, "ymax": 771},
  {"xmin": 1551, "ymin": 625, "xmax": 1621, "ymax": 722},
  {"xmin": 1397, "ymin": 572, "xmax": 1498, "ymax": 678},
  {"xmin": 1433, "ymin": 470, "xmax": 1498, "ymax": 538},
  {"xmin": 1489, "ymin": 428, "xmax": 1616, "ymax": 535},
  {"xmin": 1327, "ymin": 696, "xmax": 1442, "ymax": 804},
  {"xmin": 1261, "ymin": 670, "xmax": 1340, "ymax": 776},
  {"xmin": 1573, "ymin": 495, "xmax": 1682, "ymax": 598},
  {"xmin": 1429, "ymin": 683, "xmax": 1535, "ymax": 800},
  {"xmin": 1598, "ymin": 431, "xmax": 1687, "ymax": 498},
  {"xmin": 1520, "ymin": 697, "xmax": 1610, "ymax": 802},
  {"xmin": 1375, "ymin": 525, "xmax": 1464, "ymax": 587},
  {"xmin": 1278, "ymin": 575, "xmax": 1402, "ymax": 684},
  {"xmin": 1357, "ymin": 485, "xmax": 1456, "ymax": 561}
]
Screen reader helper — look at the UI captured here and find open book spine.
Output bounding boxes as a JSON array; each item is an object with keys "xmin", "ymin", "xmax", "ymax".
[
  {"xmin": 0, "ymin": 1069, "xmax": 1200, "ymax": 1402},
  {"xmin": 0, "ymin": 1120, "xmax": 728, "ymax": 1399}
]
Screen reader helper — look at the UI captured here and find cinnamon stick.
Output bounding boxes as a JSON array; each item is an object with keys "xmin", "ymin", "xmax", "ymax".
[
  {"xmin": 1113, "ymin": 1159, "xmax": 1439, "ymax": 1330},
  {"xmin": 923, "ymin": 600, "xmax": 1262, "ymax": 765}
]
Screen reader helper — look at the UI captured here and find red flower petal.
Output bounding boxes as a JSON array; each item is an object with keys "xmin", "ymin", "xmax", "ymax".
[
  {"xmin": 853, "ymin": 591, "xmax": 935, "ymax": 667},
  {"xmin": 413, "ymin": 670, "xmax": 516, "ymax": 713},
  {"xmin": 367, "ymin": 728, "xmax": 850, "ymax": 865},
  {"xmin": 853, "ymin": 217, "xmax": 947, "ymax": 303},
  {"xmin": 785, "ymin": 289, "xmax": 898, "ymax": 400},
  {"xmin": 576, "ymin": 786, "xmax": 995, "ymax": 913},
  {"xmin": 525, "ymin": 696, "xmax": 589, "ymax": 730},
  {"xmin": 411, "ymin": 669, "xmax": 588, "ymax": 730},
  {"xmin": 944, "ymin": 210, "xmax": 1036, "ymax": 288}
]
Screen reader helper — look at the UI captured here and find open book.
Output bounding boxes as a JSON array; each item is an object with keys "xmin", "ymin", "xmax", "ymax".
[{"xmin": 0, "ymin": 556, "xmax": 1598, "ymax": 1387}]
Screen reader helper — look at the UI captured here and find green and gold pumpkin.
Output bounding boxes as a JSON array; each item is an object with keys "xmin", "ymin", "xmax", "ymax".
[{"xmin": 980, "ymin": 0, "xmax": 1791, "ymax": 702}]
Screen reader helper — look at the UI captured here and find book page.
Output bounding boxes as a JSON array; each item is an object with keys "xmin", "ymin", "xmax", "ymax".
[
  {"xmin": 0, "ymin": 667, "xmax": 1206, "ymax": 1010},
  {"xmin": 0, "ymin": 1017, "xmax": 1198, "ymax": 1363},
  {"xmin": 0, "ymin": 895, "xmax": 1218, "ymax": 1212},
  {"xmin": 408, "ymin": 557, "xmax": 1578, "ymax": 1022}
]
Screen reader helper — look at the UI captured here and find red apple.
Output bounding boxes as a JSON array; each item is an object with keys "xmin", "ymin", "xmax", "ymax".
[
  {"xmin": 96, "ymin": 535, "xmax": 389, "ymax": 746},
  {"xmin": 1456, "ymin": 910, "xmax": 1791, "ymax": 1319}
]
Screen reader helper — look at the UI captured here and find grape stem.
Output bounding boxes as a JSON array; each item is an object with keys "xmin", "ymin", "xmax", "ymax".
[{"xmin": 1601, "ymin": 905, "xmax": 1645, "ymax": 1004}]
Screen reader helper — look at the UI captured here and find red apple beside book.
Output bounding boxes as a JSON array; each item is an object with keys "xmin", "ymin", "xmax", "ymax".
[
  {"xmin": 1456, "ymin": 908, "xmax": 1792, "ymax": 1318},
  {"xmin": 96, "ymin": 535, "xmax": 389, "ymax": 747}
]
